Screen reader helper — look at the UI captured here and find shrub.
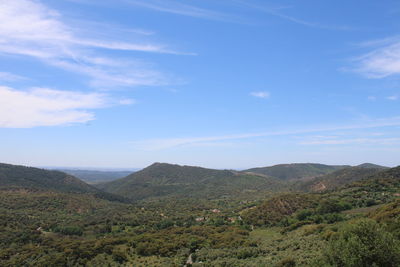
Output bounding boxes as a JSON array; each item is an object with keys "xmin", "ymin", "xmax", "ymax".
[
  {"xmin": 277, "ymin": 257, "xmax": 296, "ymax": 267},
  {"xmin": 324, "ymin": 219, "xmax": 400, "ymax": 267}
]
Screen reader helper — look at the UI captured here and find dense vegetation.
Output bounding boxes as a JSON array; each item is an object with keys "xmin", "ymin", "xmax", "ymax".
[
  {"xmin": 97, "ymin": 163, "xmax": 284, "ymax": 201},
  {"xmin": 0, "ymin": 162, "xmax": 399, "ymax": 266},
  {"xmin": 0, "ymin": 163, "xmax": 97, "ymax": 193},
  {"xmin": 295, "ymin": 166, "xmax": 384, "ymax": 192},
  {"xmin": 243, "ymin": 163, "xmax": 349, "ymax": 181}
]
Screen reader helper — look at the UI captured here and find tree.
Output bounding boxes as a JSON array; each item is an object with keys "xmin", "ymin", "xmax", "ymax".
[{"xmin": 324, "ymin": 219, "xmax": 400, "ymax": 267}]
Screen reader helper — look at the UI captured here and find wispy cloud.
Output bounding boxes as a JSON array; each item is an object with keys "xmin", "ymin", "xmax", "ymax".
[
  {"xmin": 0, "ymin": 86, "xmax": 132, "ymax": 128},
  {"xmin": 386, "ymin": 95, "xmax": 398, "ymax": 101},
  {"xmin": 353, "ymin": 37, "xmax": 400, "ymax": 78},
  {"xmin": 233, "ymin": 0, "xmax": 352, "ymax": 31},
  {"xmin": 131, "ymin": 117, "xmax": 400, "ymax": 150},
  {"xmin": 250, "ymin": 91, "xmax": 270, "ymax": 99},
  {"xmin": 0, "ymin": 0, "xmax": 187, "ymax": 88},
  {"xmin": 125, "ymin": 0, "xmax": 238, "ymax": 22},
  {"xmin": 0, "ymin": 72, "xmax": 26, "ymax": 82},
  {"xmin": 300, "ymin": 137, "xmax": 400, "ymax": 145}
]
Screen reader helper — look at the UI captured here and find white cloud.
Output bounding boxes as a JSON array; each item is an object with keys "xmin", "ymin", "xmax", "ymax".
[
  {"xmin": 386, "ymin": 95, "xmax": 398, "ymax": 101},
  {"xmin": 0, "ymin": 0, "xmax": 183, "ymax": 88},
  {"xmin": 0, "ymin": 86, "xmax": 112, "ymax": 128},
  {"xmin": 0, "ymin": 72, "xmax": 26, "ymax": 82},
  {"xmin": 250, "ymin": 91, "xmax": 270, "ymax": 99},
  {"xmin": 354, "ymin": 38, "xmax": 400, "ymax": 78},
  {"xmin": 367, "ymin": 96, "xmax": 376, "ymax": 101},
  {"xmin": 131, "ymin": 117, "xmax": 400, "ymax": 150}
]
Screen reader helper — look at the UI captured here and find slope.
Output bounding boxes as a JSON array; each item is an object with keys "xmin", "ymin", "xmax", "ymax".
[
  {"xmin": 243, "ymin": 163, "xmax": 348, "ymax": 181},
  {"xmin": 97, "ymin": 162, "xmax": 283, "ymax": 200},
  {"xmin": 0, "ymin": 163, "xmax": 127, "ymax": 202},
  {"xmin": 297, "ymin": 167, "xmax": 386, "ymax": 192}
]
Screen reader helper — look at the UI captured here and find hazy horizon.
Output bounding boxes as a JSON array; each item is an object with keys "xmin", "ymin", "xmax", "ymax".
[{"xmin": 10, "ymin": 161, "xmax": 394, "ymax": 172}]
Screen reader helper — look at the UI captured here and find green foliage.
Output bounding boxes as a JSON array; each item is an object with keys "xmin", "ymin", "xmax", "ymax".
[
  {"xmin": 53, "ymin": 226, "xmax": 83, "ymax": 236},
  {"xmin": 1, "ymin": 163, "xmax": 400, "ymax": 266},
  {"xmin": 324, "ymin": 219, "xmax": 400, "ymax": 267},
  {"xmin": 98, "ymin": 162, "xmax": 284, "ymax": 201},
  {"xmin": 244, "ymin": 163, "xmax": 348, "ymax": 181},
  {"xmin": 297, "ymin": 167, "xmax": 385, "ymax": 192},
  {"xmin": 277, "ymin": 257, "xmax": 296, "ymax": 267},
  {"xmin": 242, "ymin": 193, "xmax": 320, "ymax": 226}
]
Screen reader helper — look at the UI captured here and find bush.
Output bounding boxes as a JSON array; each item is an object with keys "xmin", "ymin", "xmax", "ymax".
[
  {"xmin": 324, "ymin": 219, "xmax": 400, "ymax": 267},
  {"xmin": 53, "ymin": 225, "xmax": 83, "ymax": 236},
  {"xmin": 277, "ymin": 257, "xmax": 296, "ymax": 267}
]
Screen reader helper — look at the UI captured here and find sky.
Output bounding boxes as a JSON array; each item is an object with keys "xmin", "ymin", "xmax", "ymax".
[{"xmin": 0, "ymin": 0, "xmax": 400, "ymax": 169}]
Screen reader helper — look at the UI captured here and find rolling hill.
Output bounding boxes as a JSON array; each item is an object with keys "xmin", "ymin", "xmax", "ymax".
[
  {"xmin": 0, "ymin": 163, "xmax": 128, "ymax": 202},
  {"xmin": 243, "ymin": 163, "xmax": 349, "ymax": 181},
  {"xmin": 356, "ymin": 163, "xmax": 388, "ymax": 169},
  {"xmin": 297, "ymin": 166, "xmax": 387, "ymax": 192},
  {"xmin": 96, "ymin": 162, "xmax": 284, "ymax": 200}
]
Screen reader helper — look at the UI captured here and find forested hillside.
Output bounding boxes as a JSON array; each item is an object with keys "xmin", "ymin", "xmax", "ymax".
[
  {"xmin": 296, "ymin": 166, "xmax": 385, "ymax": 192},
  {"xmin": 1, "ymin": 163, "xmax": 399, "ymax": 266},
  {"xmin": 243, "ymin": 163, "xmax": 348, "ymax": 181},
  {"xmin": 97, "ymin": 163, "xmax": 284, "ymax": 200},
  {"xmin": 0, "ymin": 163, "xmax": 98, "ymax": 193}
]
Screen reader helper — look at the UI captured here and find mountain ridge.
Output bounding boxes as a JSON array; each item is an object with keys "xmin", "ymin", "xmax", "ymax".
[
  {"xmin": 242, "ymin": 163, "xmax": 349, "ymax": 181},
  {"xmin": 96, "ymin": 162, "xmax": 283, "ymax": 200}
]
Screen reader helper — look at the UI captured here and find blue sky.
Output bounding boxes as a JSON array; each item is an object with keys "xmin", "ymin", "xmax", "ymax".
[{"xmin": 1, "ymin": 0, "xmax": 400, "ymax": 169}]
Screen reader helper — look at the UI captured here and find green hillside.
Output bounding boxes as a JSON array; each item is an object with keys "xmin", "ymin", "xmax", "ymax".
[
  {"xmin": 1, "ymin": 163, "xmax": 400, "ymax": 266},
  {"xmin": 243, "ymin": 163, "xmax": 348, "ymax": 181},
  {"xmin": 298, "ymin": 167, "xmax": 385, "ymax": 192},
  {"xmin": 0, "ymin": 163, "xmax": 128, "ymax": 202},
  {"xmin": 357, "ymin": 163, "xmax": 388, "ymax": 169},
  {"xmin": 97, "ymin": 163, "xmax": 283, "ymax": 200},
  {"xmin": 0, "ymin": 163, "xmax": 98, "ymax": 193}
]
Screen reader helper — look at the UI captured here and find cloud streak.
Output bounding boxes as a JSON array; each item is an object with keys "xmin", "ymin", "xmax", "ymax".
[
  {"xmin": 0, "ymin": 0, "xmax": 187, "ymax": 88},
  {"xmin": 0, "ymin": 72, "xmax": 26, "ymax": 82},
  {"xmin": 300, "ymin": 137, "xmax": 400, "ymax": 145},
  {"xmin": 233, "ymin": 0, "xmax": 352, "ymax": 31},
  {"xmin": 125, "ymin": 0, "xmax": 238, "ymax": 22},
  {"xmin": 131, "ymin": 117, "xmax": 400, "ymax": 150}
]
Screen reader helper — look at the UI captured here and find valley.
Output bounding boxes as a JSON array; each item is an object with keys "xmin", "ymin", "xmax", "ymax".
[{"xmin": 1, "ymin": 162, "xmax": 399, "ymax": 266}]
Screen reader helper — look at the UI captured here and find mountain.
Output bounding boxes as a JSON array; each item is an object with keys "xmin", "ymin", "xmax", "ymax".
[
  {"xmin": 57, "ymin": 169, "xmax": 134, "ymax": 184},
  {"xmin": 0, "ymin": 163, "xmax": 128, "ymax": 202},
  {"xmin": 356, "ymin": 163, "xmax": 388, "ymax": 169},
  {"xmin": 297, "ymin": 167, "xmax": 385, "ymax": 192},
  {"xmin": 97, "ymin": 162, "xmax": 283, "ymax": 200},
  {"xmin": 243, "ymin": 163, "xmax": 349, "ymax": 181}
]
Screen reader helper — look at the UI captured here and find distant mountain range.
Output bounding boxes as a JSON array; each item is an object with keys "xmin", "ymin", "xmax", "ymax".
[
  {"xmin": 56, "ymin": 169, "xmax": 135, "ymax": 184},
  {"xmin": 95, "ymin": 162, "xmax": 283, "ymax": 200},
  {"xmin": 0, "ymin": 162, "xmax": 392, "ymax": 202}
]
